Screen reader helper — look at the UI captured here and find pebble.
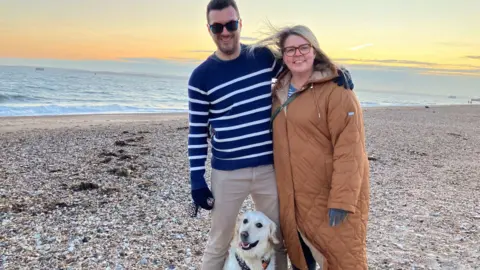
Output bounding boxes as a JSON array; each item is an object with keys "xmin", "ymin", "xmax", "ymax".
[{"xmin": 1, "ymin": 107, "xmax": 479, "ymax": 269}]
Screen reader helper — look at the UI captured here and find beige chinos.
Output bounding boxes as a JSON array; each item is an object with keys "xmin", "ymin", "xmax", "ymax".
[{"xmin": 200, "ymin": 164, "xmax": 288, "ymax": 270}]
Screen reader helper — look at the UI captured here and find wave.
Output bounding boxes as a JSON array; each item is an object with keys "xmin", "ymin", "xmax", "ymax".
[
  {"xmin": 0, "ymin": 104, "xmax": 188, "ymax": 117},
  {"xmin": 0, "ymin": 102, "xmax": 437, "ymax": 117},
  {"xmin": 360, "ymin": 101, "xmax": 424, "ymax": 107},
  {"xmin": 1, "ymin": 98, "xmax": 471, "ymax": 117},
  {"xmin": 0, "ymin": 93, "xmax": 41, "ymax": 103}
]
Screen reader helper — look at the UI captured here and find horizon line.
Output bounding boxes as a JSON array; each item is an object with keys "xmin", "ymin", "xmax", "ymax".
[{"xmin": 2, "ymin": 62, "xmax": 480, "ymax": 78}]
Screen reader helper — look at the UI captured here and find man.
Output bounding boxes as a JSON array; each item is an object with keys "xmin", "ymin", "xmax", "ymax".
[{"xmin": 187, "ymin": 0, "xmax": 353, "ymax": 269}]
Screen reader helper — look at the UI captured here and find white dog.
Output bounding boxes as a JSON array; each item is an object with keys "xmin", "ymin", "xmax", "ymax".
[{"xmin": 223, "ymin": 211, "xmax": 280, "ymax": 270}]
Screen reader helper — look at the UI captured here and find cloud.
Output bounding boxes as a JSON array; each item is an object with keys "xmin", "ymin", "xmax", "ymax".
[
  {"xmin": 334, "ymin": 57, "xmax": 480, "ymax": 77},
  {"xmin": 116, "ymin": 57, "xmax": 202, "ymax": 68},
  {"xmin": 465, "ymin": 55, "xmax": 480, "ymax": 60},
  {"xmin": 419, "ymin": 70, "xmax": 480, "ymax": 77},
  {"xmin": 241, "ymin": 36, "xmax": 258, "ymax": 41},
  {"xmin": 0, "ymin": 57, "xmax": 198, "ymax": 78},
  {"xmin": 185, "ymin": 50, "xmax": 213, "ymax": 53},
  {"xmin": 119, "ymin": 57, "xmax": 170, "ymax": 64},
  {"xmin": 349, "ymin": 43, "xmax": 374, "ymax": 51},
  {"xmin": 163, "ymin": 57, "xmax": 203, "ymax": 63},
  {"xmin": 437, "ymin": 42, "xmax": 478, "ymax": 47},
  {"xmin": 119, "ymin": 57, "xmax": 200, "ymax": 64},
  {"xmin": 335, "ymin": 58, "xmax": 479, "ymax": 70},
  {"xmin": 335, "ymin": 58, "xmax": 437, "ymax": 66},
  {"xmin": 119, "ymin": 57, "xmax": 152, "ymax": 63}
]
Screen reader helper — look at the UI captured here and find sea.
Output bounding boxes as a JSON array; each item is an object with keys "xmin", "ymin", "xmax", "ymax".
[{"xmin": 0, "ymin": 65, "xmax": 479, "ymax": 117}]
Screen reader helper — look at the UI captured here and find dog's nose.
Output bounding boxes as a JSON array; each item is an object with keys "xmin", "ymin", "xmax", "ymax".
[{"xmin": 240, "ymin": 231, "xmax": 249, "ymax": 241}]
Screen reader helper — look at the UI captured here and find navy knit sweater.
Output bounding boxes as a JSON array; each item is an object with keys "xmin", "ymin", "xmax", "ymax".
[{"xmin": 187, "ymin": 44, "xmax": 283, "ymax": 190}]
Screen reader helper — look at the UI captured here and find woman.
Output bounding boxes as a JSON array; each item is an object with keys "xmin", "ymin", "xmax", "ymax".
[{"xmin": 253, "ymin": 25, "xmax": 370, "ymax": 269}]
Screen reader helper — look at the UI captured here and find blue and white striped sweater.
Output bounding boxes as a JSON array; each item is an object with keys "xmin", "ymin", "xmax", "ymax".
[{"xmin": 187, "ymin": 45, "xmax": 283, "ymax": 190}]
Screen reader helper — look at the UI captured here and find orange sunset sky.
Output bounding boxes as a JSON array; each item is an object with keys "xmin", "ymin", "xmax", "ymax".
[{"xmin": 1, "ymin": 0, "xmax": 479, "ymax": 74}]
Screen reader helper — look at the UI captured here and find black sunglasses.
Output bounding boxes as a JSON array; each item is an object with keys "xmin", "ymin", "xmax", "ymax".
[{"xmin": 209, "ymin": 20, "xmax": 239, "ymax": 34}]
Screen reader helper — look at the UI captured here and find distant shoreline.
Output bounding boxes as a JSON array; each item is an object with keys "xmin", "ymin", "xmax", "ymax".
[{"xmin": 0, "ymin": 64, "xmax": 192, "ymax": 79}]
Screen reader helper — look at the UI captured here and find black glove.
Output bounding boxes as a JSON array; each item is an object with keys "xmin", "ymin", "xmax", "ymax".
[
  {"xmin": 333, "ymin": 68, "xmax": 354, "ymax": 90},
  {"xmin": 191, "ymin": 187, "xmax": 215, "ymax": 210}
]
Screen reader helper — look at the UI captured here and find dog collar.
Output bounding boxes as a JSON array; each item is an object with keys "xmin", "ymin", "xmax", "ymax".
[{"xmin": 235, "ymin": 253, "xmax": 271, "ymax": 270}]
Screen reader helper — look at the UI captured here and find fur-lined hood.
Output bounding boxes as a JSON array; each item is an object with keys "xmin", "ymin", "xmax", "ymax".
[{"xmin": 273, "ymin": 63, "xmax": 339, "ymax": 104}]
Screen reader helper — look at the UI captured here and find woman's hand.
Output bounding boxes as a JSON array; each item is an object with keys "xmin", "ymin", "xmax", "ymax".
[{"xmin": 328, "ymin": 208, "xmax": 348, "ymax": 227}]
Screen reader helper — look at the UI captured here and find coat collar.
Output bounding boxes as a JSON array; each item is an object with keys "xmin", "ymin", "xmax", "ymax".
[{"xmin": 273, "ymin": 64, "xmax": 339, "ymax": 104}]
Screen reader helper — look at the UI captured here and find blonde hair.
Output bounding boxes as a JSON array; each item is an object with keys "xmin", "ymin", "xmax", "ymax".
[{"xmin": 248, "ymin": 23, "xmax": 336, "ymax": 72}]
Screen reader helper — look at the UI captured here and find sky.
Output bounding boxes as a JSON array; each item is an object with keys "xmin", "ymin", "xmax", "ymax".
[{"xmin": 1, "ymin": 0, "xmax": 480, "ymax": 77}]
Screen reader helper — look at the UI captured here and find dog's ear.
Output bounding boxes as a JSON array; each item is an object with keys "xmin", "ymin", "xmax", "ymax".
[{"xmin": 268, "ymin": 222, "xmax": 280, "ymax": 244}]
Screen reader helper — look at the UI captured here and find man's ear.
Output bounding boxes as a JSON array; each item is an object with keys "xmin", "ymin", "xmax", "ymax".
[{"xmin": 268, "ymin": 222, "xmax": 280, "ymax": 244}]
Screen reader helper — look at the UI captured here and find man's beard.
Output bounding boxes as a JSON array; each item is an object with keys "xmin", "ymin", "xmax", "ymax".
[{"xmin": 215, "ymin": 35, "xmax": 239, "ymax": 55}]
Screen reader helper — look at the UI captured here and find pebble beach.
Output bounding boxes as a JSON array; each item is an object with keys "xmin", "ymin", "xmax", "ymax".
[{"xmin": 1, "ymin": 105, "xmax": 479, "ymax": 269}]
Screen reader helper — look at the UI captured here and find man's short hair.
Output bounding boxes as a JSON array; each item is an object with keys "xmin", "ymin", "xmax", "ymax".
[{"xmin": 206, "ymin": 0, "xmax": 240, "ymax": 22}]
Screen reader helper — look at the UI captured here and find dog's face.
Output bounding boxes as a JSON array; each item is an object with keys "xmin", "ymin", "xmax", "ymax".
[{"xmin": 235, "ymin": 211, "xmax": 279, "ymax": 255}]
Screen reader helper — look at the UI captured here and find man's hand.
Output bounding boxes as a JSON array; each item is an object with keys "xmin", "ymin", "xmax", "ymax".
[
  {"xmin": 333, "ymin": 68, "xmax": 354, "ymax": 90},
  {"xmin": 191, "ymin": 187, "xmax": 215, "ymax": 210},
  {"xmin": 328, "ymin": 208, "xmax": 348, "ymax": 227}
]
